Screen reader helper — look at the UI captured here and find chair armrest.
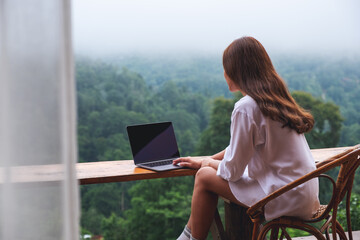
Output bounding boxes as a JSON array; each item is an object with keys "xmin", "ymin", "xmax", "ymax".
[{"xmin": 247, "ymin": 146, "xmax": 359, "ymax": 219}]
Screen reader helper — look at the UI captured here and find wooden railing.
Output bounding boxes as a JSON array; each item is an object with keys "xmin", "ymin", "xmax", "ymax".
[
  {"xmin": 0, "ymin": 146, "xmax": 351, "ymax": 185},
  {"xmin": 76, "ymin": 146, "xmax": 352, "ymax": 185}
]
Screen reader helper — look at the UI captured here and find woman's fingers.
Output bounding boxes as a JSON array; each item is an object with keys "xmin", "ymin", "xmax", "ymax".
[
  {"xmin": 174, "ymin": 157, "xmax": 189, "ymax": 166},
  {"xmin": 173, "ymin": 157, "xmax": 201, "ymax": 169},
  {"xmin": 173, "ymin": 157, "xmax": 186, "ymax": 164},
  {"xmin": 178, "ymin": 161, "xmax": 192, "ymax": 168},
  {"xmin": 173, "ymin": 156, "xmax": 191, "ymax": 164}
]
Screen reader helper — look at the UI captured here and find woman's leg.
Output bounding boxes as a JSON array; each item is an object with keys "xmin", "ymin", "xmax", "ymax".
[{"xmin": 187, "ymin": 166, "xmax": 247, "ymax": 240}]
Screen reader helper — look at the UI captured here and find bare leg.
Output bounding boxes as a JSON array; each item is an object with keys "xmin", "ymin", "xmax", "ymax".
[{"xmin": 186, "ymin": 167, "xmax": 247, "ymax": 240}]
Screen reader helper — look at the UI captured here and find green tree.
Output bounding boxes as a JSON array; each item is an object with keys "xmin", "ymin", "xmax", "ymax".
[
  {"xmin": 101, "ymin": 213, "xmax": 127, "ymax": 240},
  {"xmin": 338, "ymin": 193, "xmax": 360, "ymax": 231},
  {"xmin": 196, "ymin": 97, "xmax": 235, "ymax": 155},
  {"xmin": 80, "ymin": 207, "xmax": 104, "ymax": 235},
  {"xmin": 124, "ymin": 177, "xmax": 193, "ymax": 240},
  {"xmin": 292, "ymin": 91, "xmax": 343, "ymax": 148},
  {"xmin": 81, "ymin": 183, "xmax": 124, "ymax": 218},
  {"xmin": 340, "ymin": 123, "xmax": 360, "ymax": 147}
]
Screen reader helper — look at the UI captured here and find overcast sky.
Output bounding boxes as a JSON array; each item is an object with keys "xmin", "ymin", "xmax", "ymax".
[{"xmin": 72, "ymin": 0, "xmax": 360, "ymax": 56}]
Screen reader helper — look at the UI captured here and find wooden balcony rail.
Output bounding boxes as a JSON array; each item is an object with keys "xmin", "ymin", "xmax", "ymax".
[{"xmin": 0, "ymin": 146, "xmax": 352, "ymax": 185}]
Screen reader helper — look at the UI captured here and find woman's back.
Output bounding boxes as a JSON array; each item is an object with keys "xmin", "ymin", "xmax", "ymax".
[{"xmin": 221, "ymin": 95, "xmax": 320, "ymax": 220}]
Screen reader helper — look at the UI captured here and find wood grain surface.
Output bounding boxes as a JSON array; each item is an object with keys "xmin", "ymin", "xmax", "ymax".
[{"xmin": 0, "ymin": 146, "xmax": 352, "ymax": 185}]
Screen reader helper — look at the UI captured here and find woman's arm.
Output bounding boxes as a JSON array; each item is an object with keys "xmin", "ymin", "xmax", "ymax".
[
  {"xmin": 201, "ymin": 158, "xmax": 220, "ymax": 169},
  {"xmin": 211, "ymin": 149, "xmax": 226, "ymax": 160},
  {"xmin": 173, "ymin": 149, "xmax": 225, "ymax": 170},
  {"xmin": 173, "ymin": 155, "xmax": 222, "ymax": 170}
]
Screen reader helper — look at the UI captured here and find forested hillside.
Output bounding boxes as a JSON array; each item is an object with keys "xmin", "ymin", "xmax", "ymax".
[
  {"xmin": 110, "ymin": 54, "xmax": 360, "ymax": 147},
  {"xmin": 77, "ymin": 55, "xmax": 360, "ymax": 239},
  {"xmin": 76, "ymin": 58, "xmax": 209, "ymax": 163}
]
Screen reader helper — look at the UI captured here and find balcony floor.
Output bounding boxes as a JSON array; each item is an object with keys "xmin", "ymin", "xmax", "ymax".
[{"xmin": 293, "ymin": 230, "xmax": 360, "ymax": 239}]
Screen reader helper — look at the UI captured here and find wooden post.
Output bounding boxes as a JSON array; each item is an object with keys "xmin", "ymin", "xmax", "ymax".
[
  {"xmin": 224, "ymin": 200, "xmax": 253, "ymax": 240},
  {"xmin": 210, "ymin": 208, "xmax": 227, "ymax": 240}
]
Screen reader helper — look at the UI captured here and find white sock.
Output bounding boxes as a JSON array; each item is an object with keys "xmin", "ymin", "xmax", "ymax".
[
  {"xmin": 190, "ymin": 235, "xmax": 199, "ymax": 240},
  {"xmin": 176, "ymin": 225, "xmax": 191, "ymax": 240}
]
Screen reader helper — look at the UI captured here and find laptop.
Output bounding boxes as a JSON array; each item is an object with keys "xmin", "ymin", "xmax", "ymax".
[{"xmin": 126, "ymin": 122, "xmax": 185, "ymax": 171}]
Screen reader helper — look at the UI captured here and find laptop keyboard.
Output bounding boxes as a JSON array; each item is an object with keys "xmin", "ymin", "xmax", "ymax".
[{"xmin": 141, "ymin": 159, "xmax": 175, "ymax": 167}]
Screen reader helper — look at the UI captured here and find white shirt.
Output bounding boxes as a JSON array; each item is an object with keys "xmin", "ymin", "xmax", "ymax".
[{"xmin": 217, "ymin": 95, "xmax": 320, "ymax": 220}]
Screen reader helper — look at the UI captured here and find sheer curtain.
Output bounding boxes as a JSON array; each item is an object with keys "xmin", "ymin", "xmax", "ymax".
[{"xmin": 0, "ymin": 0, "xmax": 79, "ymax": 239}]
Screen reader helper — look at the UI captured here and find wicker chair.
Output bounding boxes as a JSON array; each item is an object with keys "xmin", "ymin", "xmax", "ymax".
[{"xmin": 246, "ymin": 145, "xmax": 360, "ymax": 240}]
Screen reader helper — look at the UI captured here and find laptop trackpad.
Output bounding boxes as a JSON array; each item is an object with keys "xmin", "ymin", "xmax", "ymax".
[{"xmin": 138, "ymin": 162, "xmax": 184, "ymax": 171}]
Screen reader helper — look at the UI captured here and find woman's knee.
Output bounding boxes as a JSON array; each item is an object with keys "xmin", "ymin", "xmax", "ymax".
[{"xmin": 194, "ymin": 167, "xmax": 216, "ymax": 189}]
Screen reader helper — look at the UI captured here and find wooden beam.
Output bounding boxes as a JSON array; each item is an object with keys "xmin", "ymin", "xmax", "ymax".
[
  {"xmin": 0, "ymin": 146, "xmax": 352, "ymax": 185},
  {"xmin": 77, "ymin": 160, "xmax": 197, "ymax": 184}
]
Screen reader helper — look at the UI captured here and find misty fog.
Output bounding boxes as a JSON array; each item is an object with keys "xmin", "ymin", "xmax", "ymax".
[{"xmin": 72, "ymin": 0, "xmax": 359, "ymax": 57}]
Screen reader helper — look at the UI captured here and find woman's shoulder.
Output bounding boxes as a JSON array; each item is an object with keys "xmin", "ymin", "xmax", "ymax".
[
  {"xmin": 234, "ymin": 95, "xmax": 259, "ymax": 113},
  {"xmin": 232, "ymin": 95, "xmax": 266, "ymax": 126}
]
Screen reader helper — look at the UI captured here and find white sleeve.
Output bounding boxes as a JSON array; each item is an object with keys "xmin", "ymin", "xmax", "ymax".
[{"xmin": 217, "ymin": 111, "xmax": 259, "ymax": 182}]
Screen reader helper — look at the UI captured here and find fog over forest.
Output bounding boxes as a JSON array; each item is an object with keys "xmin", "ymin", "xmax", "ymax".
[{"xmin": 72, "ymin": 0, "xmax": 360, "ymax": 56}]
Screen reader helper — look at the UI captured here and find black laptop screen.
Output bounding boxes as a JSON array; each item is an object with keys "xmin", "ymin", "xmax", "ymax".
[{"xmin": 127, "ymin": 122, "xmax": 180, "ymax": 164}]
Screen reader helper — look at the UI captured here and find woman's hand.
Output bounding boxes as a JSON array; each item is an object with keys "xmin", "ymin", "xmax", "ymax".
[
  {"xmin": 173, "ymin": 156, "xmax": 203, "ymax": 169},
  {"xmin": 173, "ymin": 156, "xmax": 218, "ymax": 170}
]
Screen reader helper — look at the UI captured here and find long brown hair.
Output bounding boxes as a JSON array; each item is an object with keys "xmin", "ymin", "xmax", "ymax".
[{"xmin": 223, "ymin": 36, "xmax": 314, "ymax": 133}]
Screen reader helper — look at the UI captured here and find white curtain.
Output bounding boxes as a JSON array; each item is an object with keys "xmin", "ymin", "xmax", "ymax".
[{"xmin": 0, "ymin": 0, "xmax": 79, "ymax": 239}]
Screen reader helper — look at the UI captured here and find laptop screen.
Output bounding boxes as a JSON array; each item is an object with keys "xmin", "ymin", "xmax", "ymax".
[{"xmin": 126, "ymin": 122, "xmax": 180, "ymax": 164}]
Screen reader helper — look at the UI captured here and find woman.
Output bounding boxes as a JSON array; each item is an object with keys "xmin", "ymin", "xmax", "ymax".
[{"xmin": 173, "ymin": 36, "xmax": 320, "ymax": 240}]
